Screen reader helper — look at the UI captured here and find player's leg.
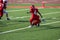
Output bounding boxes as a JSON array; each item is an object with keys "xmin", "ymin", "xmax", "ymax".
[
  {"xmin": 3, "ymin": 9, "xmax": 10, "ymax": 20},
  {"xmin": 36, "ymin": 21, "xmax": 40, "ymax": 27},
  {"xmin": 6, "ymin": 13, "xmax": 10, "ymax": 20},
  {"xmin": 0, "ymin": 15, "xmax": 3, "ymax": 19},
  {"xmin": 35, "ymin": 15, "xmax": 41, "ymax": 27},
  {"xmin": 29, "ymin": 17, "xmax": 34, "ymax": 28},
  {"xmin": 0, "ymin": 13, "xmax": 1, "ymax": 19},
  {"xmin": 0, "ymin": 11, "xmax": 3, "ymax": 19},
  {"xmin": 0, "ymin": 17, "xmax": 1, "ymax": 19},
  {"xmin": 29, "ymin": 19, "xmax": 40, "ymax": 27}
]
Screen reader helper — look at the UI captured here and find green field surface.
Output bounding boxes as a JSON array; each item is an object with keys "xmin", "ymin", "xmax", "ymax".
[
  {"xmin": 8, "ymin": 4, "xmax": 60, "ymax": 6},
  {"xmin": 0, "ymin": 8, "xmax": 60, "ymax": 40}
]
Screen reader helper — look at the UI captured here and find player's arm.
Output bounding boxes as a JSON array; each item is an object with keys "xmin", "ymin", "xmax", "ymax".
[
  {"xmin": 38, "ymin": 11, "xmax": 43, "ymax": 18},
  {"xmin": 27, "ymin": 9, "xmax": 32, "ymax": 14},
  {"xmin": 38, "ymin": 10, "xmax": 46, "ymax": 22},
  {"xmin": 27, "ymin": 11, "xmax": 30, "ymax": 14}
]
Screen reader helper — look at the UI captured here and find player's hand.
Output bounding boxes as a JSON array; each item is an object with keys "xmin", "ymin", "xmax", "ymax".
[
  {"xmin": 27, "ymin": 12, "xmax": 30, "ymax": 14},
  {"xmin": 27, "ymin": 12, "xmax": 29, "ymax": 13},
  {"xmin": 41, "ymin": 18, "xmax": 45, "ymax": 22}
]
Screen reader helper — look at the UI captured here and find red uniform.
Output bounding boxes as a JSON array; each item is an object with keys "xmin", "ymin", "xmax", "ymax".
[
  {"xmin": 30, "ymin": 7, "xmax": 41, "ymax": 25},
  {"xmin": 0, "ymin": 1, "xmax": 3, "ymax": 17},
  {"xmin": 0, "ymin": 0, "xmax": 3, "ymax": 3}
]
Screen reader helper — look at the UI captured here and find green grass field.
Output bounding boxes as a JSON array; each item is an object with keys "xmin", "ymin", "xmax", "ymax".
[
  {"xmin": 8, "ymin": 4, "xmax": 60, "ymax": 6},
  {"xmin": 0, "ymin": 8, "xmax": 60, "ymax": 40}
]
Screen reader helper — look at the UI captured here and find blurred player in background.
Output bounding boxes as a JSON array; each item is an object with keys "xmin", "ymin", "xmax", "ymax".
[
  {"xmin": 3, "ymin": 0, "xmax": 10, "ymax": 20},
  {"xmin": 0, "ymin": 0, "xmax": 3, "ymax": 19},
  {"xmin": 27, "ymin": 5, "xmax": 43, "ymax": 27}
]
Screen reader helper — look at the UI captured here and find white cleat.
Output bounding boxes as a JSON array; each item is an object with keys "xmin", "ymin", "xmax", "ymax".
[{"xmin": 28, "ymin": 25, "xmax": 32, "ymax": 28}]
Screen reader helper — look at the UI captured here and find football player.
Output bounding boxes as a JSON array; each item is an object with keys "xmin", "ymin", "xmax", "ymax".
[
  {"xmin": 27, "ymin": 5, "xmax": 43, "ymax": 27},
  {"xmin": 3, "ymin": 0, "xmax": 10, "ymax": 20}
]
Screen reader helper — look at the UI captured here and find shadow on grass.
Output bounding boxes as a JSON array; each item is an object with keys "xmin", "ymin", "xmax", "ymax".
[
  {"xmin": 24, "ymin": 25, "xmax": 60, "ymax": 32},
  {"xmin": 0, "ymin": 21, "xmax": 7, "ymax": 27},
  {"xmin": 9, "ymin": 25, "xmax": 60, "ymax": 33},
  {"xmin": 40, "ymin": 25, "xmax": 60, "ymax": 30},
  {"xmin": 0, "ymin": 20, "xmax": 29, "ymax": 27},
  {"xmin": 18, "ymin": 20, "xmax": 29, "ymax": 22},
  {"xmin": 7, "ymin": 19, "xmax": 29, "ymax": 22}
]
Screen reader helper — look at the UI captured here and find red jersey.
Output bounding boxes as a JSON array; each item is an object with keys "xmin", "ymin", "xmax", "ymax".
[
  {"xmin": 0, "ymin": 3, "xmax": 3, "ymax": 10},
  {"xmin": 30, "ymin": 8, "xmax": 38, "ymax": 16},
  {"xmin": 0, "ymin": 0, "xmax": 3, "ymax": 3},
  {"xmin": 0, "ymin": 3, "xmax": 3, "ymax": 17},
  {"xmin": 30, "ymin": 7, "xmax": 40, "ymax": 19}
]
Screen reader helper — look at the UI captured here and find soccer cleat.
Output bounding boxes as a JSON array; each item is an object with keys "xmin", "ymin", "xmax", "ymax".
[
  {"xmin": 41, "ymin": 18, "xmax": 45, "ymax": 22},
  {"xmin": 0, "ymin": 17, "xmax": 1, "ymax": 19},
  {"xmin": 36, "ymin": 24, "xmax": 40, "ymax": 27},
  {"xmin": 7, "ymin": 18, "xmax": 10, "ymax": 20},
  {"xmin": 28, "ymin": 25, "xmax": 32, "ymax": 28}
]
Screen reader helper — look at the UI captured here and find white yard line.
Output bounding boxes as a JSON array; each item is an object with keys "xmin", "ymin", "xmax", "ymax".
[
  {"xmin": 41, "ymin": 21, "xmax": 60, "ymax": 25},
  {"xmin": 7, "ymin": 9, "xmax": 29, "ymax": 12},
  {"xmin": 10, "ymin": 16, "xmax": 30, "ymax": 19},
  {"xmin": 43, "ymin": 12, "xmax": 60, "ymax": 15},
  {"xmin": 7, "ymin": 8, "xmax": 43, "ymax": 12},
  {"xmin": 0, "ymin": 21, "xmax": 60, "ymax": 34},
  {"xmin": 58, "ymin": 39, "xmax": 60, "ymax": 40}
]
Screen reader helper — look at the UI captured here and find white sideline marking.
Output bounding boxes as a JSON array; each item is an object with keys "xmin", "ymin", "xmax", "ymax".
[
  {"xmin": 41, "ymin": 21, "xmax": 60, "ymax": 25},
  {"xmin": 58, "ymin": 39, "xmax": 60, "ymax": 40},
  {"xmin": 0, "ymin": 21, "xmax": 60, "ymax": 34},
  {"xmin": 0, "ymin": 27, "xmax": 30, "ymax": 34}
]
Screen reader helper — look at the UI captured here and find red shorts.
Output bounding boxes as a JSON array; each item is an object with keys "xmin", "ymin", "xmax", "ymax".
[
  {"xmin": 0, "ymin": 10, "xmax": 3, "ymax": 17},
  {"xmin": 30, "ymin": 15, "xmax": 41, "ymax": 25},
  {"xmin": 0, "ymin": 3, "xmax": 3, "ymax": 17}
]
